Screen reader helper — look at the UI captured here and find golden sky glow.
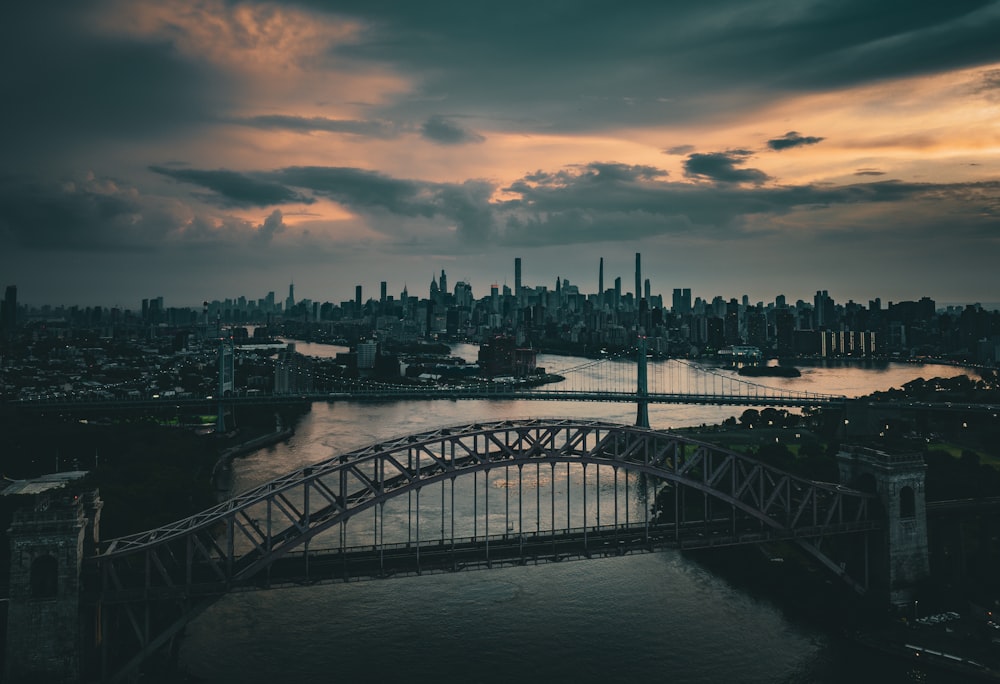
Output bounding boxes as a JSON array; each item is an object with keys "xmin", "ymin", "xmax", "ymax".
[{"xmin": 3, "ymin": 1, "xmax": 1000, "ymax": 305}]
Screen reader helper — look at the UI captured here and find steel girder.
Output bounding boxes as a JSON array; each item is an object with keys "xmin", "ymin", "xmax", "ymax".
[
  {"xmin": 90, "ymin": 419, "xmax": 877, "ymax": 680},
  {"xmin": 94, "ymin": 419, "xmax": 876, "ymax": 598}
]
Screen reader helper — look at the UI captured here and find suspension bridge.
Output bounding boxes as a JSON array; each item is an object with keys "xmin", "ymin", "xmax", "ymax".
[{"xmin": 10, "ymin": 342, "xmax": 849, "ymax": 423}]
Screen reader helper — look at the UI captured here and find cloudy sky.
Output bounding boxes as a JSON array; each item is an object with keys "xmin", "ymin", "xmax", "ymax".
[{"xmin": 2, "ymin": 0, "xmax": 999, "ymax": 309}]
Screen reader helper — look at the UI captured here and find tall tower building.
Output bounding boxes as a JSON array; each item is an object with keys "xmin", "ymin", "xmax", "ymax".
[
  {"xmin": 515, "ymin": 257, "xmax": 522, "ymax": 309},
  {"xmin": 285, "ymin": 282, "xmax": 295, "ymax": 312},
  {"xmin": 597, "ymin": 257, "xmax": 604, "ymax": 299},
  {"xmin": 2, "ymin": 284, "xmax": 16, "ymax": 332},
  {"xmin": 355, "ymin": 285, "xmax": 363, "ymax": 316},
  {"xmin": 439, "ymin": 269, "xmax": 448, "ymax": 298},
  {"xmin": 635, "ymin": 252, "xmax": 642, "ymax": 306},
  {"xmin": 380, "ymin": 281, "xmax": 387, "ymax": 304},
  {"xmin": 815, "ymin": 289, "xmax": 832, "ymax": 328}
]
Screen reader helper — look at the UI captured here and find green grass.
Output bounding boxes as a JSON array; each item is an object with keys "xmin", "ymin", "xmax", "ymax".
[{"xmin": 929, "ymin": 441, "xmax": 1000, "ymax": 468}]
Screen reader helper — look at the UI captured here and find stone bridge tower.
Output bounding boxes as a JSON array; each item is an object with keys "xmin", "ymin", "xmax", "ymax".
[
  {"xmin": 5, "ymin": 487, "xmax": 102, "ymax": 683},
  {"xmin": 837, "ymin": 445, "xmax": 929, "ymax": 606}
]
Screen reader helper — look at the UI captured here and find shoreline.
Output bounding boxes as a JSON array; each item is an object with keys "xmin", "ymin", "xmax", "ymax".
[{"xmin": 211, "ymin": 425, "xmax": 294, "ymax": 493}]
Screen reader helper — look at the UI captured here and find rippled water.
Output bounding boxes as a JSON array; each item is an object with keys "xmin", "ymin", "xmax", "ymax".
[{"xmin": 178, "ymin": 347, "xmax": 973, "ymax": 683}]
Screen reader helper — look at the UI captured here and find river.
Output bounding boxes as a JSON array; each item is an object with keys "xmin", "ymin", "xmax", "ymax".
[{"xmin": 178, "ymin": 344, "xmax": 975, "ymax": 682}]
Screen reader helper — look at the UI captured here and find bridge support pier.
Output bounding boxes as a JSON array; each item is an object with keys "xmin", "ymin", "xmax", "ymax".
[
  {"xmin": 216, "ymin": 338, "xmax": 234, "ymax": 433},
  {"xmin": 635, "ymin": 337, "xmax": 650, "ymax": 428},
  {"xmin": 838, "ymin": 445, "xmax": 929, "ymax": 606},
  {"xmin": 4, "ymin": 487, "xmax": 102, "ymax": 683}
]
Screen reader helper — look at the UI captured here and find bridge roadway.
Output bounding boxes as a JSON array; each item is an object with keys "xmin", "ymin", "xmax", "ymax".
[
  {"xmin": 10, "ymin": 387, "xmax": 848, "ymax": 411},
  {"xmin": 92, "ymin": 517, "xmax": 879, "ymax": 605},
  {"xmin": 13, "ymin": 392, "xmax": 1000, "ymax": 415}
]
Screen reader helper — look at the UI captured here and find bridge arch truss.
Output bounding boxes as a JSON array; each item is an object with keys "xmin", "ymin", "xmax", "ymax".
[{"xmin": 92, "ymin": 418, "xmax": 878, "ymax": 679}]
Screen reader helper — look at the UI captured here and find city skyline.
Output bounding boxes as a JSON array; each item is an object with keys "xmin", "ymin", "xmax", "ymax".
[
  {"xmin": 8, "ymin": 266, "xmax": 995, "ymax": 316},
  {"xmin": 2, "ymin": 2, "xmax": 1000, "ymax": 307}
]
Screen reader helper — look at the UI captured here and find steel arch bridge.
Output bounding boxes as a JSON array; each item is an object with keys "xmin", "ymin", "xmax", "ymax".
[{"xmin": 90, "ymin": 418, "xmax": 879, "ymax": 680}]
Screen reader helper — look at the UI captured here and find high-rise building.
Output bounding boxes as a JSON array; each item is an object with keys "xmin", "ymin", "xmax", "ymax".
[
  {"xmin": 1, "ymin": 285, "xmax": 16, "ymax": 332},
  {"xmin": 598, "ymin": 258, "xmax": 604, "ymax": 308},
  {"xmin": 439, "ymin": 269, "xmax": 447, "ymax": 299},
  {"xmin": 380, "ymin": 281, "xmax": 387, "ymax": 304},
  {"xmin": 357, "ymin": 340, "xmax": 377, "ymax": 369},
  {"xmin": 815, "ymin": 290, "xmax": 832, "ymax": 328},
  {"xmin": 635, "ymin": 252, "xmax": 642, "ymax": 305},
  {"xmin": 454, "ymin": 281, "xmax": 472, "ymax": 308},
  {"xmin": 515, "ymin": 257, "xmax": 522, "ymax": 309},
  {"xmin": 355, "ymin": 285, "xmax": 363, "ymax": 316},
  {"xmin": 672, "ymin": 288, "xmax": 692, "ymax": 315}
]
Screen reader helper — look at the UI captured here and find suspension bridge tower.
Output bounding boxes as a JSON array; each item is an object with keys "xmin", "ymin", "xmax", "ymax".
[
  {"xmin": 216, "ymin": 337, "xmax": 235, "ymax": 433},
  {"xmin": 635, "ymin": 336, "xmax": 650, "ymax": 428}
]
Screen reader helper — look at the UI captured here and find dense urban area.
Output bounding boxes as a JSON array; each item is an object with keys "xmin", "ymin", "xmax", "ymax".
[
  {"xmin": 3, "ymin": 273, "xmax": 1000, "ymax": 682},
  {"xmin": 2, "ymin": 267, "xmax": 1000, "ymax": 404}
]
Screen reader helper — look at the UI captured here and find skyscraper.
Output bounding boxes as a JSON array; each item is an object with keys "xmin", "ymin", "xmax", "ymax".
[
  {"xmin": 635, "ymin": 252, "xmax": 642, "ymax": 306},
  {"xmin": 2, "ymin": 285, "xmax": 16, "ymax": 332},
  {"xmin": 515, "ymin": 257, "xmax": 522, "ymax": 309},
  {"xmin": 815, "ymin": 290, "xmax": 833, "ymax": 328},
  {"xmin": 599, "ymin": 257, "xmax": 604, "ymax": 297}
]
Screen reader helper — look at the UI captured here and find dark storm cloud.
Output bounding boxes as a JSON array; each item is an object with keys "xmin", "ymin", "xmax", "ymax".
[
  {"xmin": 854, "ymin": 169, "xmax": 887, "ymax": 176},
  {"xmin": 271, "ymin": 166, "xmax": 496, "ymax": 241},
  {"xmin": 272, "ymin": 167, "xmax": 436, "ymax": 216},
  {"xmin": 150, "ymin": 167, "xmax": 315, "ymax": 208},
  {"xmin": 683, "ymin": 152, "xmax": 771, "ymax": 185},
  {"xmin": 0, "ymin": 3, "xmax": 227, "ymax": 162},
  {"xmin": 497, "ymin": 166, "xmax": 1000, "ymax": 247},
  {"xmin": 514, "ymin": 162, "xmax": 666, "ymax": 189},
  {"xmin": 230, "ymin": 115, "xmax": 402, "ymax": 138},
  {"xmin": 4, "ymin": 162, "xmax": 999, "ymax": 257},
  {"xmin": 306, "ymin": 0, "xmax": 1000, "ymax": 131},
  {"xmin": 664, "ymin": 145, "xmax": 696, "ymax": 156},
  {"xmin": 254, "ymin": 210, "xmax": 287, "ymax": 244},
  {"xmin": 420, "ymin": 116, "xmax": 486, "ymax": 145},
  {"xmin": 0, "ymin": 176, "xmax": 162, "ymax": 251},
  {"xmin": 136, "ymin": 158, "xmax": 1000, "ymax": 251},
  {"xmin": 767, "ymin": 132, "xmax": 826, "ymax": 151},
  {"xmin": 0, "ymin": 174, "xmax": 310, "ymax": 252}
]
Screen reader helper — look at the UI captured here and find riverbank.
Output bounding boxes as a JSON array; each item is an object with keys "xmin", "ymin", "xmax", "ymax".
[
  {"xmin": 687, "ymin": 540, "xmax": 1000, "ymax": 682},
  {"xmin": 211, "ymin": 425, "xmax": 294, "ymax": 492}
]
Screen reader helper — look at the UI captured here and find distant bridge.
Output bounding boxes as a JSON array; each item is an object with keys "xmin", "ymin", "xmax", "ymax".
[{"xmin": 10, "ymin": 344, "xmax": 849, "ymax": 421}]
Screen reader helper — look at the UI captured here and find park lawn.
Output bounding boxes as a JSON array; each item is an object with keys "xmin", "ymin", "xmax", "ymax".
[{"xmin": 930, "ymin": 441, "xmax": 1000, "ymax": 468}]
